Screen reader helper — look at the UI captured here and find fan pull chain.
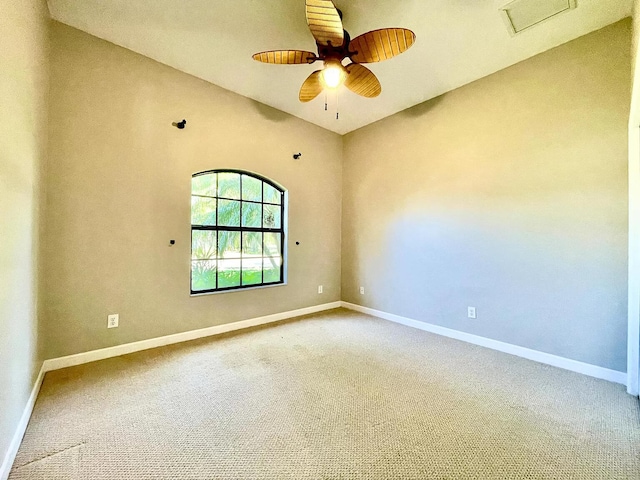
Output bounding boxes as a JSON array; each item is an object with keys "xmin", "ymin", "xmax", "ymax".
[
  {"xmin": 336, "ymin": 90, "xmax": 339, "ymax": 120},
  {"xmin": 324, "ymin": 91, "xmax": 328, "ymax": 111}
]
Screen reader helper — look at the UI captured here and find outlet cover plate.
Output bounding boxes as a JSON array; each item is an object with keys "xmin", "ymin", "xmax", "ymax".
[{"xmin": 107, "ymin": 314, "xmax": 119, "ymax": 328}]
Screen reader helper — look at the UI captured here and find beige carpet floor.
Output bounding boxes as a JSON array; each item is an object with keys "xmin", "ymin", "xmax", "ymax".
[{"xmin": 10, "ymin": 308, "xmax": 640, "ymax": 479}]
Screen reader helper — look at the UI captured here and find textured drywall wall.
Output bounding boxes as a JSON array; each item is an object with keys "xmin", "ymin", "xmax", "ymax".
[
  {"xmin": 0, "ymin": 0, "xmax": 49, "ymax": 468},
  {"xmin": 633, "ymin": 1, "xmax": 640, "ymax": 76},
  {"xmin": 342, "ymin": 20, "xmax": 631, "ymax": 372},
  {"xmin": 43, "ymin": 22, "xmax": 342, "ymax": 359}
]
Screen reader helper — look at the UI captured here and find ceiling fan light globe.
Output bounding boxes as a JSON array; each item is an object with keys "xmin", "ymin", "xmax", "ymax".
[{"xmin": 321, "ymin": 64, "xmax": 346, "ymax": 89}]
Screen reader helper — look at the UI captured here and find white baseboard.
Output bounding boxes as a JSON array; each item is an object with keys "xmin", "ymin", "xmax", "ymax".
[
  {"xmin": 341, "ymin": 301, "xmax": 627, "ymax": 386},
  {"xmin": 0, "ymin": 365, "xmax": 45, "ymax": 480},
  {"xmin": 43, "ymin": 301, "xmax": 341, "ymax": 372}
]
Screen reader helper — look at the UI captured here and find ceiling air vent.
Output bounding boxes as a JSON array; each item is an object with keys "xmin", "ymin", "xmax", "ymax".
[{"xmin": 499, "ymin": 0, "xmax": 577, "ymax": 35}]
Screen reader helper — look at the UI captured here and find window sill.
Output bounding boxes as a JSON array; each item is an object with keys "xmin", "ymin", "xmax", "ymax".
[{"xmin": 190, "ymin": 281, "xmax": 287, "ymax": 297}]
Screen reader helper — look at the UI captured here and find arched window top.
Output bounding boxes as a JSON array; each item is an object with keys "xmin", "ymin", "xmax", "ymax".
[
  {"xmin": 190, "ymin": 170, "xmax": 286, "ymax": 294},
  {"xmin": 192, "ymin": 169, "xmax": 285, "ymax": 201}
]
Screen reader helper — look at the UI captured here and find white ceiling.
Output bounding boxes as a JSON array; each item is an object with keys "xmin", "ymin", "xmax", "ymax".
[{"xmin": 47, "ymin": 0, "xmax": 632, "ymax": 135}]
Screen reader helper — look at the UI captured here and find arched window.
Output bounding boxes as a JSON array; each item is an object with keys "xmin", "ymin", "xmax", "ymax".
[{"xmin": 191, "ymin": 170, "xmax": 285, "ymax": 294}]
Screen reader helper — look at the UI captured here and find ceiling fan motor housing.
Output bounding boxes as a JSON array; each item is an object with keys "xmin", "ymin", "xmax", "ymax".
[{"xmin": 316, "ymin": 29, "xmax": 352, "ymax": 63}]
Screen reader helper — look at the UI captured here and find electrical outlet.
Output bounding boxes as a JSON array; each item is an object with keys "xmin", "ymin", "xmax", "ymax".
[
  {"xmin": 107, "ymin": 314, "xmax": 119, "ymax": 328},
  {"xmin": 359, "ymin": 286, "xmax": 365, "ymax": 295},
  {"xmin": 318, "ymin": 285, "xmax": 323, "ymax": 294},
  {"xmin": 467, "ymin": 307, "xmax": 476, "ymax": 319}
]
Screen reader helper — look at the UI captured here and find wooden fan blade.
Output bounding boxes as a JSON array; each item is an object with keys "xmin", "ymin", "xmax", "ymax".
[
  {"xmin": 299, "ymin": 70, "xmax": 323, "ymax": 102},
  {"xmin": 349, "ymin": 28, "xmax": 416, "ymax": 63},
  {"xmin": 344, "ymin": 64, "xmax": 381, "ymax": 98},
  {"xmin": 305, "ymin": 0, "xmax": 344, "ymax": 47},
  {"xmin": 252, "ymin": 50, "xmax": 317, "ymax": 64}
]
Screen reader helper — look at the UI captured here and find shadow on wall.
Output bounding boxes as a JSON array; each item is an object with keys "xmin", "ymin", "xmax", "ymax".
[
  {"xmin": 250, "ymin": 99, "xmax": 290, "ymax": 123},
  {"xmin": 399, "ymin": 93, "xmax": 446, "ymax": 118}
]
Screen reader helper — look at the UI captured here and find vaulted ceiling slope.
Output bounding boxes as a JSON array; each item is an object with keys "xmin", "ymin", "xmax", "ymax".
[{"xmin": 47, "ymin": 0, "xmax": 632, "ymax": 134}]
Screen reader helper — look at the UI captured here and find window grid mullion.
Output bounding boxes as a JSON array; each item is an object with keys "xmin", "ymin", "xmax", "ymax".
[
  {"xmin": 261, "ymin": 180, "xmax": 264, "ymax": 284},
  {"xmin": 215, "ymin": 173, "xmax": 219, "ymax": 290},
  {"xmin": 240, "ymin": 174, "xmax": 243, "ymax": 287},
  {"xmin": 280, "ymin": 191, "xmax": 284, "ymax": 283},
  {"xmin": 215, "ymin": 230, "xmax": 218, "ymax": 290},
  {"xmin": 215, "ymin": 173, "xmax": 218, "ymax": 228},
  {"xmin": 193, "ymin": 194, "xmax": 279, "ymax": 207},
  {"xmin": 192, "ymin": 225, "xmax": 282, "ymax": 233}
]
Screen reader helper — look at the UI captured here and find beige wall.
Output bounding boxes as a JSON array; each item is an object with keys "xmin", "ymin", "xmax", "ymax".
[
  {"xmin": 342, "ymin": 20, "xmax": 631, "ymax": 372},
  {"xmin": 43, "ymin": 23, "xmax": 342, "ymax": 359},
  {"xmin": 0, "ymin": 0, "xmax": 49, "ymax": 467},
  {"xmin": 633, "ymin": 1, "xmax": 640, "ymax": 77}
]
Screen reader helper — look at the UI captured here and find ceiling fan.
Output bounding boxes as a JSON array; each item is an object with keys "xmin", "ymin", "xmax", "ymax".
[{"xmin": 252, "ymin": 0, "xmax": 416, "ymax": 102}]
